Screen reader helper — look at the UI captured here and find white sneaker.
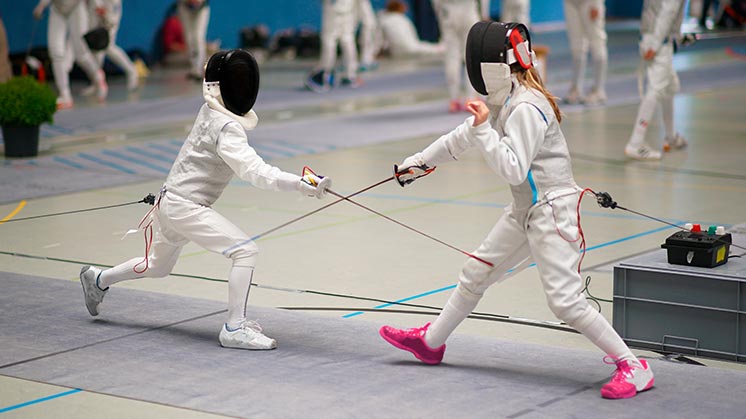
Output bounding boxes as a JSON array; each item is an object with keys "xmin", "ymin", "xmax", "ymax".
[
  {"xmin": 625, "ymin": 142, "xmax": 662, "ymax": 161},
  {"xmin": 601, "ymin": 357, "xmax": 654, "ymax": 399},
  {"xmin": 663, "ymin": 133, "xmax": 688, "ymax": 151},
  {"xmin": 564, "ymin": 88, "xmax": 583, "ymax": 105},
  {"xmin": 219, "ymin": 320, "xmax": 277, "ymax": 350},
  {"xmin": 79, "ymin": 266, "xmax": 107, "ymax": 316},
  {"xmin": 584, "ymin": 89, "xmax": 607, "ymax": 106}
]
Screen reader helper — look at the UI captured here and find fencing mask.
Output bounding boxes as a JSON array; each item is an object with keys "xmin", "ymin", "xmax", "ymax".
[
  {"xmin": 466, "ymin": 22, "xmax": 533, "ymax": 105},
  {"xmin": 203, "ymin": 49, "xmax": 260, "ymax": 129}
]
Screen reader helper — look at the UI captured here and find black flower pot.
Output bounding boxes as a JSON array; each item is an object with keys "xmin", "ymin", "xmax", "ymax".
[{"xmin": 2, "ymin": 124, "xmax": 40, "ymax": 158}]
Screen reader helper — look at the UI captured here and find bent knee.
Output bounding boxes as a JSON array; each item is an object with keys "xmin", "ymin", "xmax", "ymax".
[
  {"xmin": 228, "ymin": 242, "xmax": 259, "ymax": 266},
  {"xmin": 547, "ymin": 296, "xmax": 591, "ymax": 326}
]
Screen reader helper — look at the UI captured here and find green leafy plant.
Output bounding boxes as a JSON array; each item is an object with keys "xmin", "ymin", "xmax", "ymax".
[{"xmin": 0, "ymin": 76, "xmax": 57, "ymax": 126}]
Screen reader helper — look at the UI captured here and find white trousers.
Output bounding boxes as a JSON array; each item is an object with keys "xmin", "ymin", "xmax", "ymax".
[
  {"xmin": 357, "ymin": 0, "xmax": 378, "ymax": 66},
  {"xmin": 630, "ymin": 42, "xmax": 679, "ymax": 144},
  {"xmin": 177, "ymin": 4, "xmax": 210, "ymax": 76},
  {"xmin": 319, "ymin": 9, "xmax": 358, "ymax": 78},
  {"xmin": 437, "ymin": 3, "xmax": 479, "ymax": 101},
  {"xmin": 47, "ymin": 3, "xmax": 102, "ymax": 100},
  {"xmin": 563, "ymin": 0, "xmax": 607, "ymax": 94},
  {"xmin": 426, "ymin": 192, "xmax": 635, "ymax": 362},
  {"xmin": 98, "ymin": 192, "xmax": 258, "ymax": 327}
]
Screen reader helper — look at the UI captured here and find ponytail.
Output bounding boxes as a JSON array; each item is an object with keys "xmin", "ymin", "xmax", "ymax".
[{"xmin": 515, "ymin": 67, "xmax": 562, "ymax": 123}]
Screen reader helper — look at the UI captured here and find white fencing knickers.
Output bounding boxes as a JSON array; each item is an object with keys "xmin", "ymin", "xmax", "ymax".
[
  {"xmin": 98, "ymin": 191, "xmax": 258, "ymax": 327},
  {"xmin": 425, "ymin": 192, "xmax": 636, "ymax": 363}
]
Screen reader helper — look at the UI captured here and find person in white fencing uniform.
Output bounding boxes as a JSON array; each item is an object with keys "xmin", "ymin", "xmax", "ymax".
[
  {"xmin": 79, "ymin": 50, "xmax": 332, "ymax": 351},
  {"xmin": 357, "ymin": 0, "xmax": 379, "ymax": 71},
  {"xmin": 305, "ymin": 0, "xmax": 359, "ymax": 92},
  {"xmin": 379, "ymin": 22, "xmax": 654, "ymax": 400},
  {"xmin": 177, "ymin": 0, "xmax": 210, "ymax": 80},
  {"xmin": 501, "ymin": 0, "xmax": 530, "ymax": 26},
  {"xmin": 84, "ymin": 0, "xmax": 139, "ymax": 93},
  {"xmin": 378, "ymin": 0, "xmax": 445, "ymax": 57},
  {"xmin": 625, "ymin": 0, "xmax": 688, "ymax": 161},
  {"xmin": 432, "ymin": 0, "xmax": 490, "ymax": 113},
  {"xmin": 33, "ymin": 0, "xmax": 108, "ymax": 109},
  {"xmin": 563, "ymin": 0, "xmax": 608, "ymax": 105}
]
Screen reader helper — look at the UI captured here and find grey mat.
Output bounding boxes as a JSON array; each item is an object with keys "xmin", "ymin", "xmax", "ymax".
[{"xmin": 2, "ymin": 272, "xmax": 746, "ymax": 418}]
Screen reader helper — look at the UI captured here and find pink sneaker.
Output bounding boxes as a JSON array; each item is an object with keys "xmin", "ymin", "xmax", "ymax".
[
  {"xmin": 379, "ymin": 322, "xmax": 445, "ymax": 365},
  {"xmin": 601, "ymin": 357, "xmax": 654, "ymax": 399}
]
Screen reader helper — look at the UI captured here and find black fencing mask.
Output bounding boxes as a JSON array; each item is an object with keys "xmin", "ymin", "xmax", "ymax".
[
  {"xmin": 204, "ymin": 49, "xmax": 260, "ymax": 116},
  {"xmin": 466, "ymin": 21, "xmax": 533, "ymax": 96}
]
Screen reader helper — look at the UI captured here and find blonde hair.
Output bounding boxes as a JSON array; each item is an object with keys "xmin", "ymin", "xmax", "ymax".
[{"xmin": 514, "ymin": 66, "xmax": 562, "ymax": 123}]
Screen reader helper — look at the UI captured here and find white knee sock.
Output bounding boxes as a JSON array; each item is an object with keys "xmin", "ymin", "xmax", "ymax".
[
  {"xmin": 98, "ymin": 257, "xmax": 146, "ymax": 288},
  {"xmin": 425, "ymin": 285, "xmax": 481, "ymax": 348},
  {"xmin": 572, "ymin": 306, "xmax": 638, "ymax": 365},
  {"xmin": 227, "ymin": 264, "xmax": 255, "ymax": 329}
]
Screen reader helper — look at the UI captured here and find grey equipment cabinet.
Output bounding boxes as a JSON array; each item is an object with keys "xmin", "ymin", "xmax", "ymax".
[{"xmin": 612, "ymin": 234, "xmax": 746, "ymax": 363}]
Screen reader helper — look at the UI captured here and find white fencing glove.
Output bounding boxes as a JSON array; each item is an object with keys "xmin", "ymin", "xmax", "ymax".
[
  {"xmin": 394, "ymin": 153, "xmax": 435, "ymax": 187},
  {"xmin": 299, "ymin": 166, "xmax": 331, "ymax": 199}
]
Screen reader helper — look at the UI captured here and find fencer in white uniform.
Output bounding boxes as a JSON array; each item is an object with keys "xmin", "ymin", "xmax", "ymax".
[
  {"xmin": 501, "ymin": 0, "xmax": 530, "ymax": 25},
  {"xmin": 625, "ymin": 0, "xmax": 688, "ymax": 160},
  {"xmin": 378, "ymin": 0, "xmax": 444, "ymax": 57},
  {"xmin": 432, "ymin": 0, "xmax": 490, "ymax": 113},
  {"xmin": 563, "ymin": 0, "xmax": 607, "ymax": 105},
  {"xmin": 357, "ymin": 0, "xmax": 379, "ymax": 71},
  {"xmin": 85, "ymin": 0, "xmax": 139, "ymax": 92},
  {"xmin": 177, "ymin": 0, "xmax": 210, "ymax": 80},
  {"xmin": 78, "ymin": 49, "xmax": 332, "ymax": 350},
  {"xmin": 33, "ymin": 0, "xmax": 108, "ymax": 109},
  {"xmin": 380, "ymin": 22, "xmax": 654, "ymax": 400}
]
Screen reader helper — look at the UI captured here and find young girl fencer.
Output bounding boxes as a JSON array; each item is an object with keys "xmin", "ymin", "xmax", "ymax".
[
  {"xmin": 624, "ymin": 0, "xmax": 688, "ymax": 160},
  {"xmin": 563, "ymin": 0, "xmax": 608, "ymax": 105},
  {"xmin": 33, "ymin": 0, "xmax": 108, "ymax": 109},
  {"xmin": 431, "ymin": 0, "xmax": 490, "ymax": 113},
  {"xmin": 79, "ymin": 49, "xmax": 332, "ymax": 350},
  {"xmin": 380, "ymin": 22, "xmax": 654, "ymax": 399}
]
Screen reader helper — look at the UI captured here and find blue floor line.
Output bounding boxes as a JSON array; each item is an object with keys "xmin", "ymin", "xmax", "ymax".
[
  {"xmin": 145, "ymin": 143, "xmax": 182, "ymax": 155},
  {"xmin": 126, "ymin": 146, "xmax": 176, "ymax": 164},
  {"xmin": 342, "ymin": 223, "xmax": 679, "ymax": 318},
  {"xmin": 78, "ymin": 152, "xmax": 137, "ymax": 175},
  {"xmin": 0, "ymin": 389, "xmax": 81, "ymax": 414},
  {"xmin": 101, "ymin": 149, "xmax": 170, "ymax": 174},
  {"xmin": 52, "ymin": 156, "xmax": 86, "ymax": 170}
]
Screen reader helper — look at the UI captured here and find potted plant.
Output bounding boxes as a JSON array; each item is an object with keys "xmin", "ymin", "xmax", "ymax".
[{"xmin": 0, "ymin": 76, "xmax": 57, "ymax": 158}]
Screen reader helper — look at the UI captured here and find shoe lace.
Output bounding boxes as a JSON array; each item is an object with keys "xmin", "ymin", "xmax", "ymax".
[
  {"xmin": 238, "ymin": 319, "xmax": 264, "ymax": 333},
  {"xmin": 603, "ymin": 356, "xmax": 634, "ymax": 382}
]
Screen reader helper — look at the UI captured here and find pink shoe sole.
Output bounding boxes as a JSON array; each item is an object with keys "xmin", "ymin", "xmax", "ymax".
[
  {"xmin": 379, "ymin": 327, "xmax": 443, "ymax": 365},
  {"xmin": 601, "ymin": 377, "xmax": 654, "ymax": 399}
]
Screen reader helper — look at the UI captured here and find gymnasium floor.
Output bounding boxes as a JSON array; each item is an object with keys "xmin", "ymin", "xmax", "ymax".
[{"xmin": 1, "ymin": 22, "xmax": 746, "ymax": 418}]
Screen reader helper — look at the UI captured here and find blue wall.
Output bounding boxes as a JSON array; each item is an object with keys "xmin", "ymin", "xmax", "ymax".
[{"xmin": 1, "ymin": 0, "xmax": 644, "ymax": 55}]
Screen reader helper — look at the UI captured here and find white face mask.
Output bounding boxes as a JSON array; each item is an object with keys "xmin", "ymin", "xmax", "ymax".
[{"xmin": 480, "ymin": 62, "xmax": 512, "ymax": 107}]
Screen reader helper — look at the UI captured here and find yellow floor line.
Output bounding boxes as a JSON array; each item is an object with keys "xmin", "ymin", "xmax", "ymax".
[{"xmin": 0, "ymin": 201, "xmax": 27, "ymax": 225}]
